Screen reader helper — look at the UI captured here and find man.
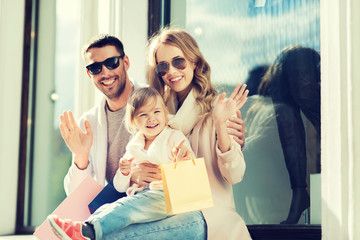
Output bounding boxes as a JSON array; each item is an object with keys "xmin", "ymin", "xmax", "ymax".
[
  {"xmin": 61, "ymin": 34, "xmax": 246, "ymax": 195},
  {"xmin": 60, "ymin": 34, "xmax": 150, "ymax": 195}
]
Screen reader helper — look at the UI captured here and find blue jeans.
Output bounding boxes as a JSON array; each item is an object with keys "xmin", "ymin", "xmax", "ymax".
[{"xmin": 87, "ymin": 189, "xmax": 207, "ymax": 240}]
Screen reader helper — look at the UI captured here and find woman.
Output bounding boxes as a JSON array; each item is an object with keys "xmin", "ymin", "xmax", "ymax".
[{"xmin": 146, "ymin": 27, "xmax": 252, "ymax": 240}]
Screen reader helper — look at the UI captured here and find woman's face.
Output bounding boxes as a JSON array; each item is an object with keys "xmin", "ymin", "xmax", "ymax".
[{"xmin": 155, "ymin": 44, "xmax": 196, "ymax": 100}]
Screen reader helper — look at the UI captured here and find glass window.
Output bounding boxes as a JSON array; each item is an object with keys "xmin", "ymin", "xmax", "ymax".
[
  {"xmin": 26, "ymin": 0, "xmax": 80, "ymax": 227},
  {"xmin": 171, "ymin": 0, "xmax": 320, "ymax": 225},
  {"xmin": 49, "ymin": 0, "xmax": 80, "ymax": 212}
]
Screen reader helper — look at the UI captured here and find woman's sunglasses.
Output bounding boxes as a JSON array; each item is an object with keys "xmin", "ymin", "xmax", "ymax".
[
  {"xmin": 86, "ymin": 54, "xmax": 125, "ymax": 75},
  {"xmin": 156, "ymin": 57, "xmax": 187, "ymax": 77}
]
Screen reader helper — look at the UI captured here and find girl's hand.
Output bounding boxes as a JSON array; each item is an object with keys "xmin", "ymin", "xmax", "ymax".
[
  {"xmin": 59, "ymin": 111, "xmax": 93, "ymax": 169},
  {"xmin": 172, "ymin": 139, "xmax": 193, "ymax": 163},
  {"xmin": 213, "ymin": 83, "xmax": 249, "ymax": 125},
  {"xmin": 119, "ymin": 157, "xmax": 134, "ymax": 176}
]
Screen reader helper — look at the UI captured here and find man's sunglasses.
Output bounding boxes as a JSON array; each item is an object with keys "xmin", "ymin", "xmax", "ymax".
[
  {"xmin": 86, "ymin": 54, "xmax": 125, "ymax": 75},
  {"xmin": 156, "ymin": 57, "xmax": 187, "ymax": 77}
]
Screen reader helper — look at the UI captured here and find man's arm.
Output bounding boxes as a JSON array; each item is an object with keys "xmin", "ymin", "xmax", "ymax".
[
  {"xmin": 60, "ymin": 110, "xmax": 94, "ymax": 195},
  {"xmin": 227, "ymin": 110, "xmax": 245, "ymax": 150},
  {"xmin": 130, "ymin": 163, "xmax": 162, "ymax": 186}
]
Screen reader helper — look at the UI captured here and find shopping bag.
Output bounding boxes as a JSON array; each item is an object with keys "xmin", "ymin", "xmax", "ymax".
[
  {"xmin": 161, "ymin": 155, "xmax": 214, "ymax": 215},
  {"xmin": 88, "ymin": 179, "xmax": 126, "ymax": 214},
  {"xmin": 33, "ymin": 176, "xmax": 103, "ymax": 240}
]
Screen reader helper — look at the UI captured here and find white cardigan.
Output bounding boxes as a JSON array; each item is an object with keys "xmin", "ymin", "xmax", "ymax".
[{"xmin": 112, "ymin": 126, "xmax": 193, "ymax": 195}]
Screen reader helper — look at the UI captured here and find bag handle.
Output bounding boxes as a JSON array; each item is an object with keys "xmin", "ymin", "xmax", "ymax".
[{"xmin": 172, "ymin": 144, "xmax": 196, "ymax": 168}]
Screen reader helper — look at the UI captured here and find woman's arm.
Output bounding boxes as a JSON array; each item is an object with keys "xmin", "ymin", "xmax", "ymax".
[{"xmin": 212, "ymin": 84, "xmax": 248, "ymax": 184}]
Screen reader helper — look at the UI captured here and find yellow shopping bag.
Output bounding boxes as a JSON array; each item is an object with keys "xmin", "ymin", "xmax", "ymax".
[{"xmin": 160, "ymin": 154, "xmax": 214, "ymax": 215}]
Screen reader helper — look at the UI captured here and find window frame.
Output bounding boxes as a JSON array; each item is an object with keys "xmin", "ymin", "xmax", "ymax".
[{"xmin": 16, "ymin": 0, "xmax": 39, "ymax": 234}]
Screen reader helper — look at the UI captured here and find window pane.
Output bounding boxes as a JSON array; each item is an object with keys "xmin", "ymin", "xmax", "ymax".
[
  {"xmin": 29, "ymin": 0, "xmax": 80, "ymax": 227},
  {"xmin": 179, "ymin": 0, "xmax": 320, "ymax": 225},
  {"xmin": 49, "ymin": 0, "xmax": 80, "ymax": 212}
]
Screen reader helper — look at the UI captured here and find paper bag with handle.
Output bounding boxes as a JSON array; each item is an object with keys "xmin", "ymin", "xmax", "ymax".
[{"xmin": 160, "ymin": 148, "xmax": 214, "ymax": 215}]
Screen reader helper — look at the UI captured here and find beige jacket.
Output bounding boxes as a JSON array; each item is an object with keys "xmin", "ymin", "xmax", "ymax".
[{"xmin": 167, "ymin": 90, "xmax": 252, "ymax": 240}]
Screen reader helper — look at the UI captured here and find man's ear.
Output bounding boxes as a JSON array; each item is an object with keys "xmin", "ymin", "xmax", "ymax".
[
  {"xmin": 86, "ymin": 69, "xmax": 91, "ymax": 78},
  {"xmin": 123, "ymin": 55, "xmax": 130, "ymax": 71}
]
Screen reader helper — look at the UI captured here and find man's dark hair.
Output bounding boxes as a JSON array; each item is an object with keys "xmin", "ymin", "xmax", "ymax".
[{"xmin": 82, "ymin": 34, "xmax": 125, "ymax": 58}]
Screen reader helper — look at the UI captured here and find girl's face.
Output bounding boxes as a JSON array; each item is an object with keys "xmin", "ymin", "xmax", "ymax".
[
  {"xmin": 155, "ymin": 44, "xmax": 196, "ymax": 100},
  {"xmin": 133, "ymin": 96, "xmax": 167, "ymax": 142}
]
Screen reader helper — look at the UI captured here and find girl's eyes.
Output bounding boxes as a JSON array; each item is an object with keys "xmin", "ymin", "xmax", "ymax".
[{"xmin": 138, "ymin": 110, "xmax": 162, "ymax": 117}]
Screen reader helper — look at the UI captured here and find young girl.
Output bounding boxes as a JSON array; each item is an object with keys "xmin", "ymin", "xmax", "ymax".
[
  {"xmin": 113, "ymin": 87, "xmax": 195, "ymax": 196},
  {"xmin": 47, "ymin": 87, "xmax": 195, "ymax": 240},
  {"xmin": 146, "ymin": 27, "xmax": 252, "ymax": 240}
]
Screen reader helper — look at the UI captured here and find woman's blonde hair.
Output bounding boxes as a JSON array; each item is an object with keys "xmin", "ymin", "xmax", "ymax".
[
  {"xmin": 125, "ymin": 87, "xmax": 168, "ymax": 135},
  {"xmin": 146, "ymin": 27, "xmax": 218, "ymax": 117}
]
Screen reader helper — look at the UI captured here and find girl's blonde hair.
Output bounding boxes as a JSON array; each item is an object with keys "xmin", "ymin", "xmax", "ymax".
[
  {"xmin": 146, "ymin": 27, "xmax": 218, "ymax": 117},
  {"xmin": 125, "ymin": 87, "xmax": 168, "ymax": 135}
]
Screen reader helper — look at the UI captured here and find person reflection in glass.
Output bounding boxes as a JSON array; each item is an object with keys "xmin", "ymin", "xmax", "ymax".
[{"xmin": 257, "ymin": 45, "xmax": 320, "ymax": 224}]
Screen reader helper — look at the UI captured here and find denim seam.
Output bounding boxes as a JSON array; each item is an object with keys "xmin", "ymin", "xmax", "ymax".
[{"xmin": 108, "ymin": 218, "xmax": 204, "ymax": 239}]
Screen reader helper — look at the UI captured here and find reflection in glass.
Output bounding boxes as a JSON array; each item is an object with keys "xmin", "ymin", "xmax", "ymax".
[
  {"xmin": 184, "ymin": 0, "xmax": 320, "ymax": 224},
  {"xmin": 242, "ymin": 45, "xmax": 320, "ymax": 224}
]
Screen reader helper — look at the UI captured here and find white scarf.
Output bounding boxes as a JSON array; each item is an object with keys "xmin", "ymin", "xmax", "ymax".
[
  {"xmin": 125, "ymin": 127, "xmax": 173, "ymax": 165},
  {"xmin": 125, "ymin": 127, "xmax": 174, "ymax": 195},
  {"xmin": 166, "ymin": 89, "xmax": 202, "ymax": 136}
]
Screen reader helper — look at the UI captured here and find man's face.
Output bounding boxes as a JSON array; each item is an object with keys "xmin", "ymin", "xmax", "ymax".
[{"xmin": 84, "ymin": 45, "xmax": 129, "ymax": 100}]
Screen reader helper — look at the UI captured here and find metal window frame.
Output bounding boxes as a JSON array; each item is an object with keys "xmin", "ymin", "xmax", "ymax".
[{"xmin": 17, "ymin": 0, "xmax": 38, "ymax": 234}]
